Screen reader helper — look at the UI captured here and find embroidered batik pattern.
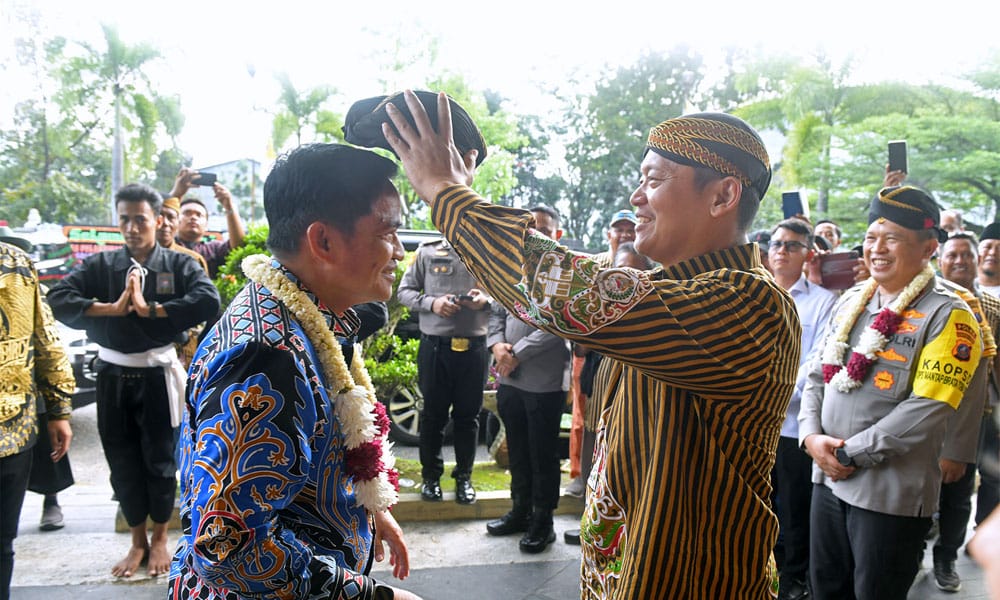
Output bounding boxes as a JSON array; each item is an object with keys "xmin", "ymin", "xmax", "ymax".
[
  {"xmin": 169, "ymin": 278, "xmax": 377, "ymax": 599},
  {"xmin": 580, "ymin": 410, "xmax": 626, "ymax": 599},
  {"xmin": 514, "ymin": 235, "xmax": 654, "ymax": 335}
]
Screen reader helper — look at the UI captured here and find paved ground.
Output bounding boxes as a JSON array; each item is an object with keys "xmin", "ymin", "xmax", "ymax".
[{"xmin": 9, "ymin": 402, "xmax": 996, "ymax": 599}]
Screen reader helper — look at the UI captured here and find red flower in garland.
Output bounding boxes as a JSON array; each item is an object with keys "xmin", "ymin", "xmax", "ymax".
[
  {"xmin": 346, "ymin": 440, "xmax": 384, "ymax": 481},
  {"xmin": 387, "ymin": 468, "xmax": 400, "ymax": 492},
  {"xmin": 845, "ymin": 353, "xmax": 875, "ymax": 381},
  {"xmin": 822, "ymin": 363, "xmax": 842, "ymax": 383},
  {"xmin": 871, "ymin": 308, "xmax": 904, "ymax": 337},
  {"xmin": 372, "ymin": 400, "xmax": 391, "ymax": 438}
]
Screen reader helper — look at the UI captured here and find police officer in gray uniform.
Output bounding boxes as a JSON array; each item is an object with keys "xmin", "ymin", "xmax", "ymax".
[{"xmin": 398, "ymin": 238, "xmax": 491, "ymax": 504}]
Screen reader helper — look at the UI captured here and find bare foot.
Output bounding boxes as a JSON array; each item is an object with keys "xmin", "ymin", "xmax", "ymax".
[
  {"xmin": 147, "ymin": 536, "xmax": 171, "ymax": 577},
  {"xmin": 111, "ymin": 545, "xmax": 148, "ymax": 578}
]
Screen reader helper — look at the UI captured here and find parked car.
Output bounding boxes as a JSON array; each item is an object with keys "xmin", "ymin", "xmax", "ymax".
[
  {"xmin": 55, "ymin": 321, "xmax": 98, "ymax": 409},
  {"xmin": 379, "ymin": 229, "xmax": 546, "ymax": 457}
]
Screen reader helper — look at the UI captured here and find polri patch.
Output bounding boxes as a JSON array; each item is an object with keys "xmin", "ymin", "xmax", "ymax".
[{"xmin": 156, "ymin": 272, "xmax": 175, "ymax": 294}]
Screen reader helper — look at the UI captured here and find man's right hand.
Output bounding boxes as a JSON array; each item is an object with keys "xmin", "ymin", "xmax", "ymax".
[
  {"xmin": 803, "ymin": 434, "xmax": 856, "ymax": 482},
  {"xmin": 431, "ymin": 295, "xmax": 461, "ymax": 318},
  {"xmin": 883, "ymin": 165, "xmax": 907, "ymax": 188},
  {"xmin": 381, "ymin": 90, "xmax": 477, "ymax": 206},
  {"xmin": 491, "ymin": 342, "xmax": 517, "ymax": 377},
  {"xmin": 169, "ymin": 167, "xmax": 197, "ymax": 199},
  {"xmin": 108, "ymin": 282, "xmax": 134, "ymax": 316}
]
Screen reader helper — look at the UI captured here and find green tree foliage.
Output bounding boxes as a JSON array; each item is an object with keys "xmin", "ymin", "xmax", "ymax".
[
  {"xmin": 0, "ymin": 16, "xmax": 183, "ymax": 225},
  {"xmin": 271, "ymin": 72, "xmax": 341, "ymax": 152},
  {"xmin": 562, "ymin": 48, "xmax": 704, "ymax": 248}
]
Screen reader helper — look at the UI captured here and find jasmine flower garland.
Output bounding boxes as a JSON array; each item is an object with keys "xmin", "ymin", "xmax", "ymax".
[
  {"xmin": 821, "ymin": 265, "xmax": 935, "ymax": 393},
  {"xmin": 242, "ymin": 254, "xmax": 399, "ymax": 511}
]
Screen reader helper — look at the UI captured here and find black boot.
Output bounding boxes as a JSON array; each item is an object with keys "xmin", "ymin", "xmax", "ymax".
[
  {"xmin": 519, "ymin": 508, "xmax": 555, "ymax": 553},
  {"xmin": 420, "ymin": 479, "xmax": 442, "ymax": 501},
  {"xmin": 455, "ymin": 477, "xmax": 476, "ymax": 505},
  {"xmin": 486, "ymin": 507, "xmax": 531, "ymax": 536}
]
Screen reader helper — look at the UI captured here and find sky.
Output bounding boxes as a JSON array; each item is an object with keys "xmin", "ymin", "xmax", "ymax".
[{"xmin": 2, "ymin": 0, "xmax": 1000, "ymax": 171}]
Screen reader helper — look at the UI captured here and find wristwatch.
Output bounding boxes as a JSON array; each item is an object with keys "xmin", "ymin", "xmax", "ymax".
[
  {"xmin": 148, "ymin": 301, "xmax": 158, "ymax": 319},
  {"xmin": 835, "ymin": 447, "xmax": 855, "ymax": 467}
]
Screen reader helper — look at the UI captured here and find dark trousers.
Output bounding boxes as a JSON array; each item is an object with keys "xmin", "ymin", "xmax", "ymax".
[
  {"xmin": 28, "ymin": 411, "xmax": 74, "ymax": 495},
  {"xmin": 96, "ymin": 363, "xmax": 177, "ymax": 527},
  {"xmin": 772, "ymin": 436, "xmax": 812, "ymax": 582},
  {"xmin": 416, "ymin": 335, "xmax": 487, "ymax": 481},
  {"xmin": 810, "ymin": 483, "xmax": 930, "ymax": 600},
  {"xmin": 977, "ymin": 411, "xmax": 999, "ymax": 525},
  {"xmin": 934, "ymin": 463, "xmax": 975, "ymax": 562},
  {"xmin": 1, "ymin": 448, "xmax": 32, "ymax": 600},
  {"xmin": 497, "ymin": 384, "xmax": 565, "ymax": 511}
]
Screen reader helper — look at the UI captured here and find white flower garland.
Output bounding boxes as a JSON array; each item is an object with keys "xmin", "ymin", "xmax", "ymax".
[
  {"xmin": 821, "ymin": 265, "xmax": 936, "ymax": 392},
  {"xmin": 242, "ymin": 254, "xmax": 398, "ymax": 511}
]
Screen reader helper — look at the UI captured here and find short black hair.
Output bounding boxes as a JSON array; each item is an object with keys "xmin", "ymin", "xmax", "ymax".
[
  {"xmin": 691, "ymin": 166, "xmax": 761, "ymax": 232},
  {"xmin": 772, "ymin": 217, "xmax": 814, "ymax": 247},
  {"xmin": 115, "ymin": 183, "xmax": 162, "ymax": 213},
  {"xmin": 614, "ymin": 241, "xmax": 654, "ymax": 269},
  {"xmin": 264, "ymin": 144, "xmax": 398, "ymax": 254},
  {"xmin": 179, "ymin": 197, "xmax": 208, "ymax": 212},
  {"xmin": 943, "ymin": 231, "xmax": 979, "ymax": 252},
  {"xmin": 815, "ymin": 219, "xmax": 842, "ymax": 239},
  {"xmin": 528, "ymin": 204, "xmax": 560, "ymax": 225}
]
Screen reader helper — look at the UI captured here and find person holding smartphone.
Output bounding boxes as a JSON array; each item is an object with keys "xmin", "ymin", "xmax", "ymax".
[
  {"xmin": 766, "ymin": 218, "xmax": 838, "ymax": 600},
  {"xmin": 397, "ymin": 235, "xmax": 492, "ymax": 506},
  {"xmin": 168, "ymin": 167, "xmax": 246, "ymax": 279}
]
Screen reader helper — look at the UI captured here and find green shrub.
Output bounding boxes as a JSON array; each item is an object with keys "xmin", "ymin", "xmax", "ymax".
[{"xmin": 212, "ymin": 224, "xmax": 417, "ymax": 396}]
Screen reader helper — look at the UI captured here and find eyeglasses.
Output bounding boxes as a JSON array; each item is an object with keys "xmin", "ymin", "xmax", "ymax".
[{"xmin": 768, "ymin": 240, "xmax": 809, "ymax": 252}]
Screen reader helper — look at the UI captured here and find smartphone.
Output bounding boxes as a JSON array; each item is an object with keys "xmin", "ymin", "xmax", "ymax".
[
  {"xmin": 455, "ymin": 294, "xmax": 474, "ymax": 302},
  {"xmin": 888, "ymin": 140, "xmax": 908, "ymax": 173},
  {"xmin": 193, "ymin": 172, "xmax": 217, "ymax": 186},
  {"xmin": 782, "ymin": 191, "xmax": 805, "ymax": 220},
  {"xmin": 819, "ymin": 250, "xmax": 861, "ymax": 291}
]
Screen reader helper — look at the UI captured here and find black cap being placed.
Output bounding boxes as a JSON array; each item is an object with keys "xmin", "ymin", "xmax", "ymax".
[{"xmin": 343, "ymin": 90, "xmax": 487, "ymax": 166}]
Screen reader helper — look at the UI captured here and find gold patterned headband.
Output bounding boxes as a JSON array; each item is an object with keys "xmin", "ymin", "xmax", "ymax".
[{"xmin": 646, "ymin": 114, "xmax": 771, "ymax": 198}]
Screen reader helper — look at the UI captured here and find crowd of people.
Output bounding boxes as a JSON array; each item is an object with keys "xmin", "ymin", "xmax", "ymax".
[{"xmin": 1, "ymin": 88, "xmax": 999, "ymax": 600}]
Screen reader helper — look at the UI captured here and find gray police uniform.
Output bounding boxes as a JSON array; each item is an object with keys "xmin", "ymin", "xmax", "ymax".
[
  {"xmin": 799, "ymin": 279, "xmax": 982, "ymax": 599},
  {"xmin": 397, "ymin": 239, "xmax": 490, "ymax": 482}
]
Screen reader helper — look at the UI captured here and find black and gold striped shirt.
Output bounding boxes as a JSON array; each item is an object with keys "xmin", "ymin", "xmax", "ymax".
[{"xmin": 432, "ymin": 186, "xmax": 800, "ymax": 599}]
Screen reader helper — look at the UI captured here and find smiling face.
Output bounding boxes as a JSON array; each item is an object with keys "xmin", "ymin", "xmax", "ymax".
[
  {"xmin": 606, "ymin": 220, "xmax": 635, "ymax": 255},
  {"xmin": 939, "ymin": 237, "xmax": 978, "ymax": 291},
  {"xmin": 863, "ymin": 219, "xmax": 937, "ymax": 295},
  {"xmin": 332, "ymin": 187, "xmax": 405, "ymax": 309},
  {"xmin": 629, "ymin": 152, "xmax": 720, "ymax": 267}
]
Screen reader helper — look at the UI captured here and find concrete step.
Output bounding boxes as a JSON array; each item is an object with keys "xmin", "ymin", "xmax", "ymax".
[{"xmin": 115, "ymin": 489, "xmax": 586, "ymax": 531}]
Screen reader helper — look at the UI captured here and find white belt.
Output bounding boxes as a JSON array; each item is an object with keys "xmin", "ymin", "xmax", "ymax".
[{"xmin": 97, "ymin": 344, "xmax": 187, "ymax": 428}]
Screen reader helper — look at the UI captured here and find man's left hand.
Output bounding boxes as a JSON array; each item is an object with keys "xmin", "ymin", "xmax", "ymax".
[
  {"xmin": 455, "ymin": 288, "xmax": 490, "ymax": 311},
  {"xmin": 372, "ymin": 510, "xmax": 410, "ymax": 580},
  {"xmin": 47, "ymin": 418, "xmax": 72, "ymax": 462},
  {"xmin": 214, "ymin": 184, "xmax": 234, "ymax": 212},
  {"xmin": 382, "ymin": 90, "xmax": 477, "ymax": 205},
  {"xmin": 940, "ymin": 459, "xmax": 968, "ymax": 484}
]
